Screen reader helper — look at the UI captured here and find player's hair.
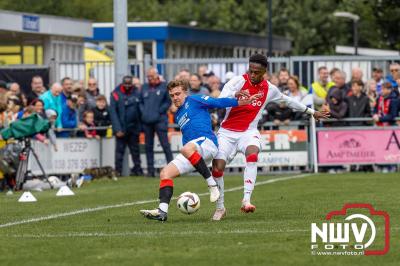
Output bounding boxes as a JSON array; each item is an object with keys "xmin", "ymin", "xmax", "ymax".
[
  {"xmin": 318, "ymin": 66, "xmax": 327, "ymax": 73},
  {"xmin": 167, "ymin": 79, "xmax": 189, "ymax": 92},
  {"xmin": 249, "ymin": 54, "xmax": 268, "ymax": 68}
]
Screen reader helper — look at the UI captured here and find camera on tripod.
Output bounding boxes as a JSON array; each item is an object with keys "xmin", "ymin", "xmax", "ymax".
[{"xmin": 0, "ymin": 113, "xmax": 51, "ymax": 190}]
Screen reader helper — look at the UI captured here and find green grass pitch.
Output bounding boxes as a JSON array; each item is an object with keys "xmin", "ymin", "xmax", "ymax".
[{"xmin": 0, "ymin": 172, "xmax": 398, "ymax": 266}]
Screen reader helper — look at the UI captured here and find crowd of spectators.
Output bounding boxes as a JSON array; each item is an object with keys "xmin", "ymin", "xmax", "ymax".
[{"xmin": 1, "ymin": 62, "xmax": 399, "ymax": 176}]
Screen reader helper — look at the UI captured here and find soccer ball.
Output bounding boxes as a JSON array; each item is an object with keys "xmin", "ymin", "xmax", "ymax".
[{"xmin": 176, "ymin": 192, "xmax": 200, "ymax": 214}]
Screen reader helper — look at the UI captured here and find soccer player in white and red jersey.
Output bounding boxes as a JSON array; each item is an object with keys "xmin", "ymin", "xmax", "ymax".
[{"xmin": 211, "ymin": 54, "xmax": 329, "ymax": 220}]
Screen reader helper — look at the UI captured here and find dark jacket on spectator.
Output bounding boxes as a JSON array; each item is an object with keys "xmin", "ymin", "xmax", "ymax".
[
  {"xmin": 109, "ymin": 84, "xmax": 141, "ymax": 134},
  {"xmin": 25, "ymin": 91, "xmax": 42, "ymax": 105},
  {"xmin": 266, "ymin": 102, "xmax": 293, "ymax": 122},
  {"xmin": 93, "ymin": 106, "xmax": 111, "ymax": 137},
  {"xmin": 59, "ymin": 104, "xmax": 77, "ymax": 137},
  {"xmin": 139, "ymin": 81, "xmax": 170, "ymax": 125},
  {"xmin": 374, "ymin": 91, "xmax": 398, "ymax": 126},
  {"xmin": 328, "ymin": 88, "xmax": 348, "ymax": 126},
  {"xmin": 345, "ymin": 92, "xmax": 371, "ymax": 126}
]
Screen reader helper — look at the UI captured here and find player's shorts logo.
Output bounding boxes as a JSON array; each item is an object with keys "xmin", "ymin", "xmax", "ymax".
[{"xmin": 310, "ymin": 203, "xmax": 390, "ymax": 256}]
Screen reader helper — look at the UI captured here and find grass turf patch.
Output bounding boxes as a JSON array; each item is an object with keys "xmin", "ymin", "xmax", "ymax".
[{"xmin": 0, "ymin": 173, "xmax": 398, "ymax": 266}]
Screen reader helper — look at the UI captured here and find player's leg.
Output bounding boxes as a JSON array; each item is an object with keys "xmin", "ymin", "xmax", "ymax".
[
  {"xmin": 211, "ymin": 158, "xmax": 227, "ymax": 220},
  {"xmin": 140, "ymin": 161, "xmax": 180, "ymax": 221},
  {"xmin": 241, "ymin": 145, "xmax": 259, "ymax": 213},
  {"xmin": 180, "ymin": 140, "xmax": 219, "ymax": 202},
  {"xmin": 238, "ymin": 131, "xmax": 261, "ymax": 213},
  {"xmin": 211, "ymin": 130, "xmax": 238, "ymax": 220}
]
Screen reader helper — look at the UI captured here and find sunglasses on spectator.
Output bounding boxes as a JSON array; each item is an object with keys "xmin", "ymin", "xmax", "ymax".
[
  {"xmin": 390, "ymin": 69, "xmax": 399, "ymax": 72},
  {"xmin": 88, "ymin": 83, "xmax": 97, "ymax": 86}
]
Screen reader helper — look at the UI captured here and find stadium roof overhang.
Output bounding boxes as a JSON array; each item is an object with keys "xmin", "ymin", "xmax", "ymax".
[
  {"xmin": 0, "ymin": 9, "xmax": 92, "ymax": 38},
  {"xmin": 89, "ymin": 22, "xmax": 291, "ymax": 52}
]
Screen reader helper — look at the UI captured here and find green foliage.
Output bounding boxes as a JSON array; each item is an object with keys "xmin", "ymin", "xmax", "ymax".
[{"xmin": 0, "ymin": 0, "xmax": 399, "ymax": 55}]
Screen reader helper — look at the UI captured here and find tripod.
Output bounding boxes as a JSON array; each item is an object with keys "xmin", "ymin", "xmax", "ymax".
[{"xmin": 15, "ymin": 138, "xmax": 52, "ymax": 190}]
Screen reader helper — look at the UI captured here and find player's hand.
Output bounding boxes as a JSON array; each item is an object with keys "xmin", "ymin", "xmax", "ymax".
[
  {"xmin": 238, "ymin": 93, "xmax": 261, "ymax": 106},
  {"xmin": 313, "ymin": 110, "xmax": 330, "ymax": 121},
  {"xmin": 235, "ymin": 90, "xmax": 250, "ymax": 99}
]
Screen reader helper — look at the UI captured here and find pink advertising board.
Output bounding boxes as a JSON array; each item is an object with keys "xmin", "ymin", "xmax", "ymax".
[{"xmin": 317, "ymin": 129, "xmax": 400, "ymax": 165}]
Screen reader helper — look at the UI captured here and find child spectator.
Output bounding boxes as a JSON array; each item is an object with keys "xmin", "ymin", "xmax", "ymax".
[
  {"xmin": 345, "ymin": 80, "xmax": 371, "ymax": 126},
  {"xmin": 373, "ymin": 82, "xmax": 398, "ymax": 126},
  {"xmin": 93, "ymin": 95, "xmax": 111, "ymax": 137},
  {"xmin": 77, "ymin": 93, "xmax": 90, "ymax": 122},
  {"xmin": 326, "ymin": 89, "xmax": 348, "ymax": 127},
  {"xmin": 79, "ymin": 110, "xmax": 100, "ymax": 140},
  {"xmin": 365, "ymin": 79, "xmax": 378, "ymax": 112}
]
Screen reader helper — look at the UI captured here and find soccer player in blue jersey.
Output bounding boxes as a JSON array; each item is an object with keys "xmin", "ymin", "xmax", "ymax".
[{"xmin": 140, "ymin": 79, "xmax": 258, "ymax": 221}]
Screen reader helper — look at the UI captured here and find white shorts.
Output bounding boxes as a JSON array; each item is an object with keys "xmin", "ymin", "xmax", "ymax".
[
  {"xmin": 172, "ymin": 137, "xmax": 218, "ymax": 175},
  {"xmin": 215, "ymin": 128, "xmax": 262, "ymax": 162}
]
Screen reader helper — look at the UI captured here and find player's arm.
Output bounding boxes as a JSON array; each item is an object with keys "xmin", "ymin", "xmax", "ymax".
[
  {"xmin": 218, "ymin": 76, "xmax": 246, "ymax": 98},
  {"xmin": 193, "ymin": 95, "xmax": 258, "ymax": 109},
  {"xmin": 268, "ymin": 83, "xmax": 329, "ymax": 121}
]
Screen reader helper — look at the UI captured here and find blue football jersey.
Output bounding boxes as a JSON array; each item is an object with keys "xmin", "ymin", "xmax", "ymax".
[{"xmin": 175, "ymin": 95, "xmax": 238, "ymax": 146}]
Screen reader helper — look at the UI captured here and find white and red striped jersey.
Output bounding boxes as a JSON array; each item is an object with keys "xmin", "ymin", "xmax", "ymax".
[{"xmin": 219, "ymin": 74, "xmax": 312, "ymax": 132}]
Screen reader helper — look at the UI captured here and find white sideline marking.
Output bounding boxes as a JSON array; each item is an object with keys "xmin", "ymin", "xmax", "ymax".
[
  {"xmin": 4, "ymin": 226, "xmax": 398, "ymax": 239},
  {"xmin": 3, "ymin": 229, "xmax": 310, "ymax": 238},
  {"xmin": 0, "ymin": 174, "xmax": 311, "ymax": 229}
]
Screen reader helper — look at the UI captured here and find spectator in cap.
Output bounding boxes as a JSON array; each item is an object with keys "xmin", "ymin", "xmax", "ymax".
[
  {"xmin": 109, "ymin": 75, "xmax": 143, "ymax": 176},
  {"xmin": 372, "ymin": 67, "xmax": 384, "ymax": 95},
  {"xmin": 59, "ymin": 96, "xmax": 78, "ymax": 138}
]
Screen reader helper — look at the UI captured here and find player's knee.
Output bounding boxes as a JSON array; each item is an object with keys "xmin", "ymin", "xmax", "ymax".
[
  {"xmin": 159, "ymin": 169, "xmax": 171, "ymax": 180},
  {"xmin": 246, "ymin": 153, "xmax": 258, "ymax": 163},
  {"xmin": 212, "ymin": 169, "xmax": 224, "ymax": 178}
]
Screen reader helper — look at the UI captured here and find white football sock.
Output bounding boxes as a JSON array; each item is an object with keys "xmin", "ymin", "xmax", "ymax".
[
  {"xmin": 206, "ymin": 176, "xmax": 217, "ymax": 186},
  {"xmin": 243, "ymin": 162, "xmax": 257, "ymax": 202},
  {"xmin": 159, "ymin": 202, "xmax": 169, "ymax": 213},
  {"xmin": 214, "ymin": 176, "xmax": 225, "ymax": 209}
]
